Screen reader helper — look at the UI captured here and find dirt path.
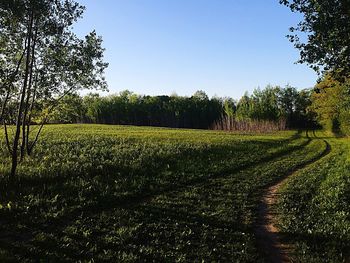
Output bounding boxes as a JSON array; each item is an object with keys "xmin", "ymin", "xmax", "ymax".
[{"xmin": 255, "ymin": 138, "xmax": 331, "ymax": 263}]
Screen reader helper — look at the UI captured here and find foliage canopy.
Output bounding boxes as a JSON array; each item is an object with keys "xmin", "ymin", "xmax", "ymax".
[{"xmin": 280, "ymin": 0, "xmax": 350, "ymax": 78}]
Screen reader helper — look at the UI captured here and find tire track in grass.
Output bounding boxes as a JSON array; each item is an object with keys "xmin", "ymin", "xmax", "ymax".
[
  {"xmin": 255, "ymin": 136, "xmax": 331, "ymax": 263},
  {"xmin": 116, "ymin": 131, "xmax": 311, "ymax": 208},
  {"xmin": 16, "ymin": 132, "xmax": 310, "ymax": 237},
  {"xmin": 3, "ymin": 131, "xmax": 310, "ymax": 245}
]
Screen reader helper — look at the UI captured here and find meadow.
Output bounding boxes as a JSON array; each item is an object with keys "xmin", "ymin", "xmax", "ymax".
[
  {"xmin": 0, "ymin": 124, "xmax": 348, "ymax": 262},
  {"xmin": 277, "ymin": 135, "xmax": 350, "ymax": 262}
]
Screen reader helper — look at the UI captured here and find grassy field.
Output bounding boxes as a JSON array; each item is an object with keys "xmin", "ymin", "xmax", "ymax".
[
  {"xmin": 0, "ymin": 125, "xmax": 348, "ymax": 262},
  {"xmin": 276, "ymin": 134, "xmax": 350, "ymax": 262}
]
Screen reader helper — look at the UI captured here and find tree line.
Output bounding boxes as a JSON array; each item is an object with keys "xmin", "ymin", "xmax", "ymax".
[{"xmin": 46, "ymin": 85, "xmax": 315, "ymax": 130}]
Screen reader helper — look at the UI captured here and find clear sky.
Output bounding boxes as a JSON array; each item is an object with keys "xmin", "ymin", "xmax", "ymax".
[{"xmin": 74, "ymin": 0, "xmax": 317, "ymax": 99}]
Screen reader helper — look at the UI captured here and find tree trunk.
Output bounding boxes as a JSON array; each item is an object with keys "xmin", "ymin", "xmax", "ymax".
[
  {"xmin": 10, "ymin": 12, "xmax": 34, "ymax": 179},
  {"xmin": 20, "ymin": 27, "xmax": 37, "ymax": 161},
  {"xmin": 0, "ymin": 92, "xmax": 10, "ymax": 124},
  {"xmin": 26, "ymin": 76, "xmax": 37, "ymax": 155}
]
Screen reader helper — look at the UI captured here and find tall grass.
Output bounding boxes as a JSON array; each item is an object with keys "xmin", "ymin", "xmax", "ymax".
[{"xmin": 211, "ymin": 116, "xmax": 287, "ymax": 132}]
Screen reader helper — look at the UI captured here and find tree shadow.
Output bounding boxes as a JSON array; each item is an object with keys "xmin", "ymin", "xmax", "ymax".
[
  {"xmin": 0, "ymin": 131, "xmax": 308, "ymax": 261},
  {"xmin": 278, "ymin": 231, "xmax": 350, "ymax": 262}
]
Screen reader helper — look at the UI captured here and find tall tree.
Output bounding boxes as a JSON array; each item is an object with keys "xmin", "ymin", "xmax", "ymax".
[
  {"xmin": 0, "ymin": 0, "xmax": 108, "ymax": 179},
  {"xmin": 280, "ymin": 0, "xmax": 350, "ymax": 78},
  {"xmin": 309, "ymin": 75, "xmax": 350, "ymax": 132}
]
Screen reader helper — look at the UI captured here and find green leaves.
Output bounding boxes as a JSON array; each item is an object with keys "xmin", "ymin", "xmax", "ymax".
[{"xmin": 280, "ymin": 0, "xmax": 350, "ymax": 78}]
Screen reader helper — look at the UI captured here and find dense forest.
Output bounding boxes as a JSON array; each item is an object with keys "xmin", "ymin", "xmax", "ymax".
[
  {"xmin": 48, "ymin": 75, "xmax": 350, "ymax": 134},
  {"xmin": 43, "ymin": 85, "xmax": 316, "ymax": 131}
]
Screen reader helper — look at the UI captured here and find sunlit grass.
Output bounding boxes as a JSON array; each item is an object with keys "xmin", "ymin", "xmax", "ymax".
[{"xmin": 0, "ymin": 125, "xmax": 340, "ymax": 261}]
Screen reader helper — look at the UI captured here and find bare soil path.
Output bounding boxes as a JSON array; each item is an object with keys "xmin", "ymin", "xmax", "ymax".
[{"xmin": 255, "ymin": 138, "xmax": 331, "ymax": 263}]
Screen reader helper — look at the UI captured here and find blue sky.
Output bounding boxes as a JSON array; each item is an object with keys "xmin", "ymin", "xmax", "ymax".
[{"xmin": 74, "ymin": 0, "xmax": 317, "ymax": 99}]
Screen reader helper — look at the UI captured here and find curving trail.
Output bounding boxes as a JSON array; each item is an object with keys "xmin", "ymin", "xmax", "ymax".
[{"xmin": 255, "ymin": 133, "xmax": 331, "ymax": 263}]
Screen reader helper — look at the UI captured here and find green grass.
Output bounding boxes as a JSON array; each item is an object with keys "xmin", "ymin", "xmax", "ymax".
[
  {"xmin": 276, "ymin": 132, "xmax": 350, "ymax": 262},
  {"xmin": 0, "ymin": 124, "xmax": 347, "ymax": 262}
]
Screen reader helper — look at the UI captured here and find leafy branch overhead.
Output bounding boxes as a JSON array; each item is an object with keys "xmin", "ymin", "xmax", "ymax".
[{"xmin": 280, "ymin": 0, "xmax": 350, "ymax": 77}]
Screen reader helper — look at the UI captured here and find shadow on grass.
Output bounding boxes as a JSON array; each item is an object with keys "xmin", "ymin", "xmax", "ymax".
[
  {"xmin": 0, "ymin": 130, "xmax": 310, "ymax": 261},
  {"xmin": 279, "ymin": 231, "xmax": 350, "ymax": 262},
  {"xmin": 0, "ymin": 191, "xmax": 256, "ymax": 261}
]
